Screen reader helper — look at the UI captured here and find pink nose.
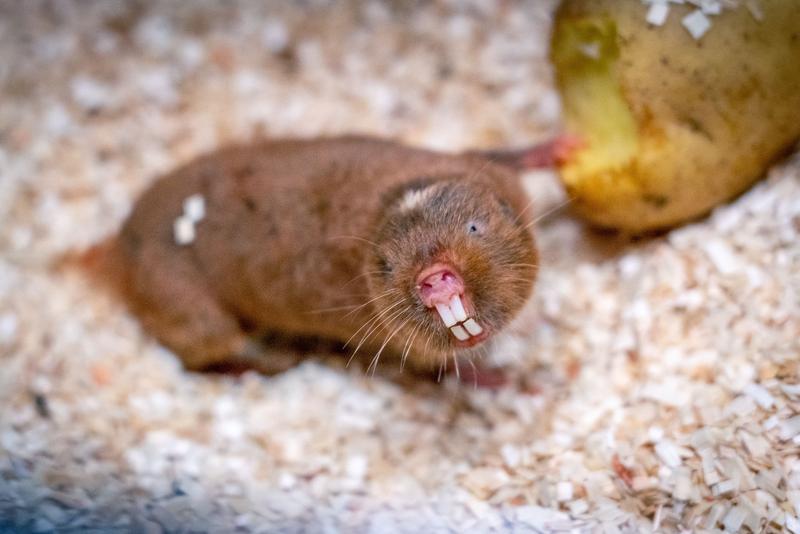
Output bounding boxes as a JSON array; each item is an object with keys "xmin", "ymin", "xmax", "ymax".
[{"xmin": 416, "ymin": 265, "xmax": 464, "ymax": 308}]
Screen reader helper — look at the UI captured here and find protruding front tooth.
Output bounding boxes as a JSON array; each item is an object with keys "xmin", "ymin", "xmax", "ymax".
[
  {"xmin": 449, "ymin": 295, "xmax": 467, "ymax": 322},
  {"xmin": 450, "ymin": 325, "xmax": 469, "ymax": 341},
  {"xmin": 463, "ymin": 318, "xmax": 483, "ymax": 336},
  {"xmin": 435, "ymin": 303, "xmax": 457, "ymax": 327}
]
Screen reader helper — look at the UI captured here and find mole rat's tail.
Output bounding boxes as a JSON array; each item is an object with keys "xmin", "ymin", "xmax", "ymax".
[{"xmin": 54, "ymin": 236, "xmax": 129, "ymax": 298}]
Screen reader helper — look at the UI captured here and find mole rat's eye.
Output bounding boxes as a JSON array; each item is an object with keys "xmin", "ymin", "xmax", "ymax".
[{"xmin": 466, "ymin": 221, "xmax": 484, "ymax": 235}]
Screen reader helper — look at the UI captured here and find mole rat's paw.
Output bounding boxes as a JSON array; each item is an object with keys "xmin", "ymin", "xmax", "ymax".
[{"xmin": 416, "ymin": 264, "xmax": 488, "ymax": 348}]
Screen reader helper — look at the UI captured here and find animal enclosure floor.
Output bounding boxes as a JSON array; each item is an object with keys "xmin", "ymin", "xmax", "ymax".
[{"xmin": 1, "ymin": 1, "xmax": 799, "ymax": 532}]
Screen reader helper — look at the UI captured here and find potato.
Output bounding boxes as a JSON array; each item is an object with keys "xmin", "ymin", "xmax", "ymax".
[{"xmin": 551, "ymin": 0, "xmax": 800, "ymax": 232}]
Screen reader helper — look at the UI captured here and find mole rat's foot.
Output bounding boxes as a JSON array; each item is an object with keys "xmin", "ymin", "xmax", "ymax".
[{"xmin": 416, "ymin": 264, "xmax": 489, "ymax": 348}]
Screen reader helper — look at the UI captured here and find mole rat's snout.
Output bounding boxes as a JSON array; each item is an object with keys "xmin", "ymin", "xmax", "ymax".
[
  {"xmin": 416, "ymin": 264, "xmax": 463, "ymax": 307},
  {"xmin": 415, "ymin": 263, "xmax": 486, "ymax": 345}
]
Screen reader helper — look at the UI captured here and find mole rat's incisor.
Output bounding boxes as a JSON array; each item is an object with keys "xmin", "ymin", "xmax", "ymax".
[{"xmin": 97, "ymin": 136, "xmax": 569, "ymax": 376}]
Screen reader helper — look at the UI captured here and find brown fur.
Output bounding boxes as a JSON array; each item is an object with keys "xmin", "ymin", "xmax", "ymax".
[{"xmin": 87, "ymin": 136, "xmax": 539, "ymax": 374}]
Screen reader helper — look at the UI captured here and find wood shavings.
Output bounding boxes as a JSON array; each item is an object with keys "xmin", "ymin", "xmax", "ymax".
[
  {"xmin": 740, "ymin": 431, "xmax": 769, "ymax": 458},
  {"xmin": 726, "ymin": 395, "xmax": 756, "ymax": 418},
  {"xmin": 746, "ymin": 0, "xmax": 764, "ymax": 21},
  {"xmin": 578, "ymin": 41, "xmax": 601, "ymax": 60},
  {"xmin": 743, "ymin": 383, "xmax": 775, "ymax": 410},
  {"xmin": 655, "ymin": 440, "xmax": 682, "ymax": 468},
  {"xmin": 703, "ymin": 238, "xmax": 738, "ymax": 275},
  {"xmin": 671, "ymin": 469, "xmax": 693, "ymax": 500},
  {"xmin": 698, "ymin": 0, "xmax": 723, "ymax": 15},
  {"xmin": 642, "ymin": 0, "xmax": 756, "ymax": 40},
  {"xmin": 182, "ymin": 194, "xmax": 206, "ymax": 222},
  {"xmin": 699, "ymin": 448, "xmax": 721, "ymax": 486},
  {"xmin": 70, "ymin": 76, "xmax": 114, "ymax": 111},
  {"xmin": 722, "ymin": 505, "xmax": 747, "ymax": 532},
  {"xmin": 755, "ymin": 469, "xmax": 785, "ymax": 501},
  {"xmin": 173, "ymin": 194, "xmax": 206, "ymax": 245},
  {"xmin": 788, "ymin": 515, "xmax": 800, "ymax": 534},
  {"xmin": 648, "ymin": 426, "xmax": 665, "ymax": 442},
  {"xmin": 556, "ymin": 481, "xmax": 573, "ymax": 501},
  {"xmin": 764, "ymin": 415, "xmax": 780, "ymax": 430},
  {"xmin": 345, "ymin": 454, "xmax": 369, "ymax": 481},
  {"xmin": 682, "ymin": 9, "xmax": 712, "ymax": 40},
  {"xmin": 646, "ymin": 3, "xmax": 670, "ymax": 26},
  {"xmin": 703, "ymin": 503, "xmax": 727, "ymax": 529},
  {"xmin": 172, "ymin": 216, "xmax": 196, "ymax": 246},
  {"xmin": 500, "ymin": 444, "xmax": 521, "ymax": 468},
  {"xmin": 712, "ymin": 478, "xmax": 738, "ymax": 496},
  {"xmin": 779, "ymin": 416, "xmax": 800, "ymax": 441},
  {"xmin": 0, "ymin": 313, "xmax": 18, "ymax": 346},
  {"xmin": 460, "ymin": 468, "xmax": 511, "ymax": 500},
  {"xmin": 261, "ymin": 20, "xmax": 290, "ymax": 54}
]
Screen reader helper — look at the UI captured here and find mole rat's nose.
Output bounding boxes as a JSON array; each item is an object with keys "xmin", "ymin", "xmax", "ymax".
[{"xmin": 416, "ymin": 264, "xmax": 464, "ymax": 309}]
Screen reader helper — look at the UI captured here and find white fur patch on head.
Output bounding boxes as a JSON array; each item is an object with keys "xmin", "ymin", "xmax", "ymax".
[{"xmin": 398, "ymin": 184, "xmax": 437, "ymax": 212}]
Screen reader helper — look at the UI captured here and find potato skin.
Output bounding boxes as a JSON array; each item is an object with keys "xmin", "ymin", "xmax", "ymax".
[{"xmin": 552, "ymin": 0, "xmax": 800, "ymax": 232}]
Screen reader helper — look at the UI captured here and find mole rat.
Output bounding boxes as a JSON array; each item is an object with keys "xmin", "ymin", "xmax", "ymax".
[{"xmin": 88, "ymin": 135, "xmax": 574, "ymax": 377}]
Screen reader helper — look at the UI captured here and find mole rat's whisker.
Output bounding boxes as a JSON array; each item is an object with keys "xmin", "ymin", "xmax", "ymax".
[
  {"xmin": 468, "ymin": 358, "xmax": 479, "ymax": 390},
  {"xmin": 344, "ymin": 307, "xmax": 389, "ymax": 355},
  {"xmin": 341, "ymin": 270, "xmax": 392, "ymax": 290},
  {"xmin": 452, "ymin": 352, "xmax": 461, "ymax": 383},
  {"xmin": 400, "ymin": 322, "xmax": 422, "ymax": 372},
  {"xmin": 368, "ymin": 309, "xmax": 413, "ymax": 376},
  {"xmin": 328, "ymin": 234, "xmax": 381, "ymax": 250},
  {"xmin": 353, "ymin": 303, "xmax": 407, "ymax": 355},
  {"xmin": 513, "ymin": 196, "xmax": 537, "ymax": 227},
  {"xmin": 341, "ymin": 289, "xmax": 400, "ymax": 321},
  {"xmin": 343, "ymin": 288, "xmax": 401, "ymax": 319},
  {"xmin": 344, "ymin": 298, "xmax": 404, "ymax": 349},
  {"xmin": 411, "ymin": 327, "xmax": 435, "ymax": 373},
  {"xmin": 523, "ymin": 196, "xmax": 574, "ymax": 230},
  {"xmin": 348, "ymin": 303, "xmax": 408, "ymax": 368},
  {"xmin": 422, "ymin": 327, "xmax": 435, "ymax": 357},
  {"xmin": 356, "ymin": 308, "xmax": 408, "ymax": 350},
  {"xmin": 345, "ymin": 304, "xmax": 404, "ymax": 368},
  {"xmin": 306, "ymin": 304, "xmax": 362, "ymax": 314}
]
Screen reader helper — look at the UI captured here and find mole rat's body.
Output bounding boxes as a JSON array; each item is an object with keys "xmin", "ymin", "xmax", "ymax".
[{"xmin": 115, "ymin": 136, "xmax": 541, "ymax": 374}]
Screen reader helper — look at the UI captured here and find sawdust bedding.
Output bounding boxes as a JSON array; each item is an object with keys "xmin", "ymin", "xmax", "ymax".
[{"xmin": 1, "ymin": 1, "xmax": 798, "ymax": 532}]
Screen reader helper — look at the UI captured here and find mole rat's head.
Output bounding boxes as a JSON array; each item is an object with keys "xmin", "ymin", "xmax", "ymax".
[{"xmin": 367, "ymin": 175, "xmax": 537, "ymax": 357}]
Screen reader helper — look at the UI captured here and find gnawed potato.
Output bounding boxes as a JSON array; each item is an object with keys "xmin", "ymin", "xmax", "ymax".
[{"xmin": 551, "ymin": 0, "xmax": 800, "ymax": 232}]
